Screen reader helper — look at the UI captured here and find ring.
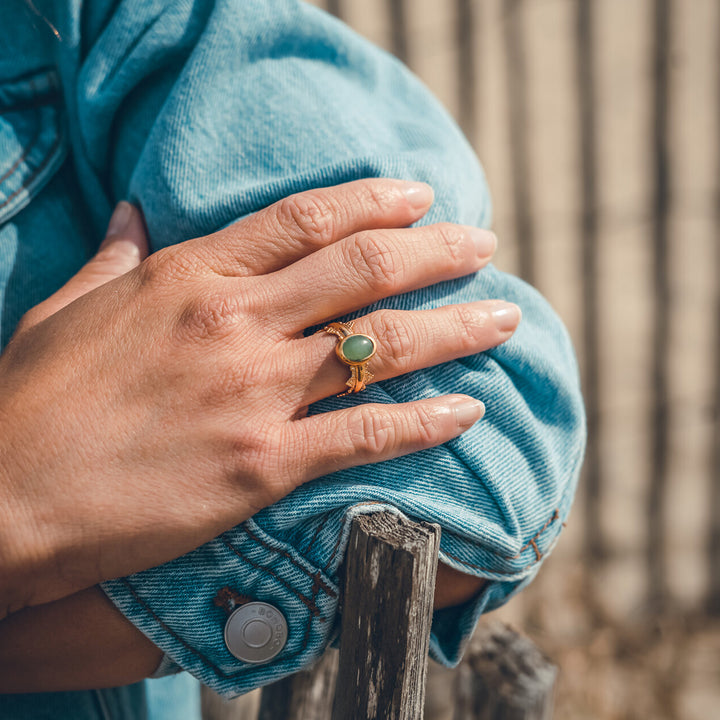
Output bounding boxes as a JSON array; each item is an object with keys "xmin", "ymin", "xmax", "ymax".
[{"xmin": 322, "ymin": 321, "xmax": 377, "ymax": 396}]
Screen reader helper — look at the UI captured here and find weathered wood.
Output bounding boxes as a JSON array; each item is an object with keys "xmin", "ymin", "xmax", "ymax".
[
  {"xmin": 708, "ymin": 2, "xmax": 720, "ymax": 618},
  {"xmin": 257, "ymin": 648, "xmax": 339, "ymax": 720},
  {"xmin": 502, "ymin": 0, "xmax": 535, "ymax": 286},
  {"xmin": 331, "ymin": 512, "xmax": 440, "ymax": 720},
  {"xmin": 201, "ymin": 686, "xmax": 260, "ymax": 720},
  {"xmin": 455, "ymin": 0, "xmax": 478, "ymax": 144},
  {"xmin": 453, "ymin": 623, "xmax": 557, "ymax": 720},
  {"xmin": 388, "ymin": 0, "xmax": 409, "ymax": 64},
  {"xmin": 324, "ymin": 0, "xmax": 342, "ymax": 20},
  {"xmin": 648, "ymin": 0, "xmax": 673, "ymax": 613},
  {"xmin": 575, "ymin": 0, "xmax": 604, "ymax": 576}
]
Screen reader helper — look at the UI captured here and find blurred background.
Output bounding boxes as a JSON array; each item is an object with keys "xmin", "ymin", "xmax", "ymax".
[{"xmin": 304, "ymin": 1, "xmax": 719, "ymax": 718}]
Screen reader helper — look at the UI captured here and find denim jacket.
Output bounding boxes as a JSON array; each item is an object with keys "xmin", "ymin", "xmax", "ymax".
[{"xmin": 0, "ymin": 0, "xmax": 585, "ymax": 710}]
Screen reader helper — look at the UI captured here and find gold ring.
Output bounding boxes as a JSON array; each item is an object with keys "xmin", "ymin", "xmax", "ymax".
[{"xmin": 322, "ymin": 321, "xmax": 377, "ymax": 396}]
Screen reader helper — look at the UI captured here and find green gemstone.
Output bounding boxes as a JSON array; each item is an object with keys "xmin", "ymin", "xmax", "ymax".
[{"xmin": 340, "ymin": 334, "xmax": 375, "ymax": 363}]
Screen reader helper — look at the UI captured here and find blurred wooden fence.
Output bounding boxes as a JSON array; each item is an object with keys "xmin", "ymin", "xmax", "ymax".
[{"xmin": 309, "ymin": 0, "xmax": 720, "ymax": 624}]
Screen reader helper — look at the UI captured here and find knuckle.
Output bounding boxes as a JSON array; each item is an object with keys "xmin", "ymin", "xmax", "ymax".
[
  {"xmin": 277, "ymin": 192, "xmax": 338, "ymax": 246},
  {"xmin": 15, "ymin": 308, "xmax": 41, "ymax": 335},
  {"xmin": 451, "ymin": 304, "xmax": 487, "ymax": 351},
  {"xmin": 138, "ymin": 247, "xmax": 199, "ymax": 285},
  {"xmin": 356, "ymin": 180, "xmax": 395, "ymax": 213},
  {"xmin": 175, "ymin": 292, "xmax": 244, "ymax": 344},
  {"xmin": 348, "ymin": 406, "xmax": 397, "ymax": 456},
  {"xmin": 348, "ymin": 233, "xmax": 403, "ymax": 292},
  {"xmin": 413, "ymin": 404, "xmax": 444, "ymax": 446},
  {"xmin": 373, "ymin": 312, "xmax": 415, "ymax": 366},
  {"xmin": 227, "ymin": 424, "xmax": 287, "ymax": 502},
  {"xmin": 233, "ymin": 423, "xmax": 280, "ymax": 472},
  {"xmin": 435, "ymin": 223, "xmax": 467, "ymax": 265}
]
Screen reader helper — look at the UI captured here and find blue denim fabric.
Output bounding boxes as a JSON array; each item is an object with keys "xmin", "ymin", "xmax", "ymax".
[
  {"xmin": 145, "ymin": 674, "xmax": 202, "ymax": 720},
  {"xmin": 0, "ymin": 683, "xmax": 147, "ymax": 720},
  {"xmin": 0, "ymin": 0, "xmax": 585, "ymax": 706}
]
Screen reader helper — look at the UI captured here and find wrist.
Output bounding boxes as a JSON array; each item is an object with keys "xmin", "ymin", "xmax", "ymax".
[
  {"xmin": 0, "ymin": 405, "xmax": 47, "ymax": 619},
  {"xmin": 0, "ymin": 464, "xmax": 33, "ymax": 619}
]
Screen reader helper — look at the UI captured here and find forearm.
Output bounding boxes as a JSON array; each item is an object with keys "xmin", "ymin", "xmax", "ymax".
[
  {"xmin": 0, "ymin": 566, "xmax": 481, "ymax": 693},
  {"xmin": 0, "ymin": 421, "xmax": 41, "ymax": 620},
  {"xmin": 0, "ymin": 586, "xmax": 162, "ymax": 693}
]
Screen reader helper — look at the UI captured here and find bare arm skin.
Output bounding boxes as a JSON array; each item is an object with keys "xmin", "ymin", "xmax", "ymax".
[
  {"xmin": 0, "ymin": 587, "xmax": 162, "ymax": 693},
  {"xmin": 0, "ymin": 566, "xmax": 485, "ymax": 693}
]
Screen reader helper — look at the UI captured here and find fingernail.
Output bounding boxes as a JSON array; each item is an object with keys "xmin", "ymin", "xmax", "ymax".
[
  {"xmin": 446, "ymin": 396, "xmax": 486, "ymax": 428},
  {"xmin": 491, "ymin": 302, "xmax": 522, "ymax": 332},
  {"xmin": 401, "ymin": 181, "xmax": 434, "ymax": 209},
  {"xmin": 468, "ymin": 227, "xmax": 497, "ymax": 258},
  {"xmin": 105, "ymin": 201, "xmax": 133, "ymax": 240}
]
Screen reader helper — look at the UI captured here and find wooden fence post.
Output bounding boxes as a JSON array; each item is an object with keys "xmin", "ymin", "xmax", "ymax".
[
  {"xmin": 257, "ymin": 648, "xmax": 338, "ymax": 720},
  {"xmin": 453, "ymin": 622, "xmax": 557, "ymax": 720},
  {"xmin": 330, "ymin": 512, "xmax": 440, "ymax": 720}
]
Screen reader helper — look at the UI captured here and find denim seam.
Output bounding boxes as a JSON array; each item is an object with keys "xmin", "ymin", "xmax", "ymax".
[
  {"xmin": 441, "ymin": 550, "xmax": 537, "ymax": 575},
  {"xmin": 120, "ymin": 556, "xmax": 328, "ymax": 678},
  {"xmin": 322, "ymin": 522, "xmax": 349, "ymax": 573},
  {"xmin": 0, "ymin": 120, "xmax": 63, "ymax": 211},
  {"xmin": 0, "ymin": 121, "xmax": 41, "ymax": 186},
  {"xmin": 508, "ymin": 509, "xmax": 560, "ymax": 559},
  {"xmin": 440, "ymin": 509, "xmax": 562, "ymax": 573},
  {"xmin": 302, "ymin": 510, "xmax": 332, "ymax": 555},
  {"xmin": 240, "ymin": 524, "xmax": 337, "ymax": 599},
  {"xmin": 120, "ymin": 577, "xmax": 228, "ymax": 676},
  {"xmin": 221, "ymin": 537, "xmax": 326, "ymax": 618},
  {"xmin": 0, "ymin": 78, "xmax": 43, "ymax": 187},
  {"xmin": 319, "ymin": 502, "xmax": 563, "ymax": 576}
]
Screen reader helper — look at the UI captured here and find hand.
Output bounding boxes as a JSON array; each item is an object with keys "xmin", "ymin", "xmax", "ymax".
[{"xmin": 0, "ymin": 178, "xmax": 519, "ymax": 618}]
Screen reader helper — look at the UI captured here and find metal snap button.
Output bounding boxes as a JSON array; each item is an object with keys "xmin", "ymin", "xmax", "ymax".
[{"xmin": 224, "ymin": 602, "xmax": 288, "ymax": 664}]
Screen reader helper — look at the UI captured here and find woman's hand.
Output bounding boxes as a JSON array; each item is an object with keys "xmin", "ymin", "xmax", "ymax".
[{"xmin": 0, "ymin": 178, "xmax": 519, "ymax": 618}]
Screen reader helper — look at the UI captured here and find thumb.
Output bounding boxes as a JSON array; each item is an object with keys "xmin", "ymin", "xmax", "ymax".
[{"xmin": 16, "ymin": 202, "xmax": 149, "ymax": 332}]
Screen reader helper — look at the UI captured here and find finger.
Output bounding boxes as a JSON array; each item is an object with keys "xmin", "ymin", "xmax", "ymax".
[
  {"xmin": 194, "ymin": 178, "xmax": 434, "ymax": 276},
  {"xmin": 291, "ymin": 301, "xmax": 520, "ymax": 405},
  {"xmin": 16, "ymin": 202, "xmax": 149, "ymax": 332},
  {"xmin": 265, "ymin": 223, "xmax": 497, "ymax": 331},
  {"xmin": 282, "ymin": 395, "xmax": 486, "ymax": 484}
]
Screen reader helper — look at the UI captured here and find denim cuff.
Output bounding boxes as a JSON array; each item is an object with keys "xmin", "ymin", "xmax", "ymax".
[{"xmin": 102, "ymin": 479, "xmax": 573, "ymax": 698}]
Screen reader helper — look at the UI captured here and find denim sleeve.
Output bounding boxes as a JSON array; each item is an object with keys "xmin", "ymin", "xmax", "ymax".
[{"xmin": 51, "ymin": 0, "xmax": 585, "ymax": 696}]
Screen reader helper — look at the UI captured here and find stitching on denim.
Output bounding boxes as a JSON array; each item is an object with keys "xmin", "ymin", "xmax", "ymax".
[
  {"xmin": 120, "ymin": 577, "xmax": 231, "ymax": 675},
  {"xmin": 303, "ymin": 510, "xmax": 332, "ymax": 555},
  {"xmin": 439, "ymin": 507, "xmax": 561, "ymax": 560},
  {"xmin": 508, "ymin": 509, "xmax": 560, "ymax": 559},
  {"xmin": 0, "ymin": 119, "xmax": 63, "ymax": 211},
  {"xmin": 221, "ymin": 538, "xmax": 324, "ymax": 617},
  {"xmin": 441, "ymin": 550, "xmax": 531, "ymax": 575},
  {"xmin": 241, "ymin": 524, "xmax": 337, "ymax": 599},
  {"xmin": 213, "ymin": 587, "xmax": 254, "ymax": 614},
  {"xmin": 0, "ymin": 78, "xmax": 43, "ymax": 187},
  {"xmin": 529, "ymin": 539, "xmax": 541, "ymax": 561},
  {"xmin": 318, "ymin": 505, "xmax": 562, "ymax": 574},
  {"xmin": 441, "ymin": 509, "xmax": 562, "ymax": 574},
  {"xmin": 120, "ymin": 565, "xmax": 325, "ymax": 678},
  {"xmin": 0, "ymin": 122, "xmax": 41, "ymax": 187},
  {"xmin": 322, "ymin": 523, "xmax": 347, "ymax": 573}
]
